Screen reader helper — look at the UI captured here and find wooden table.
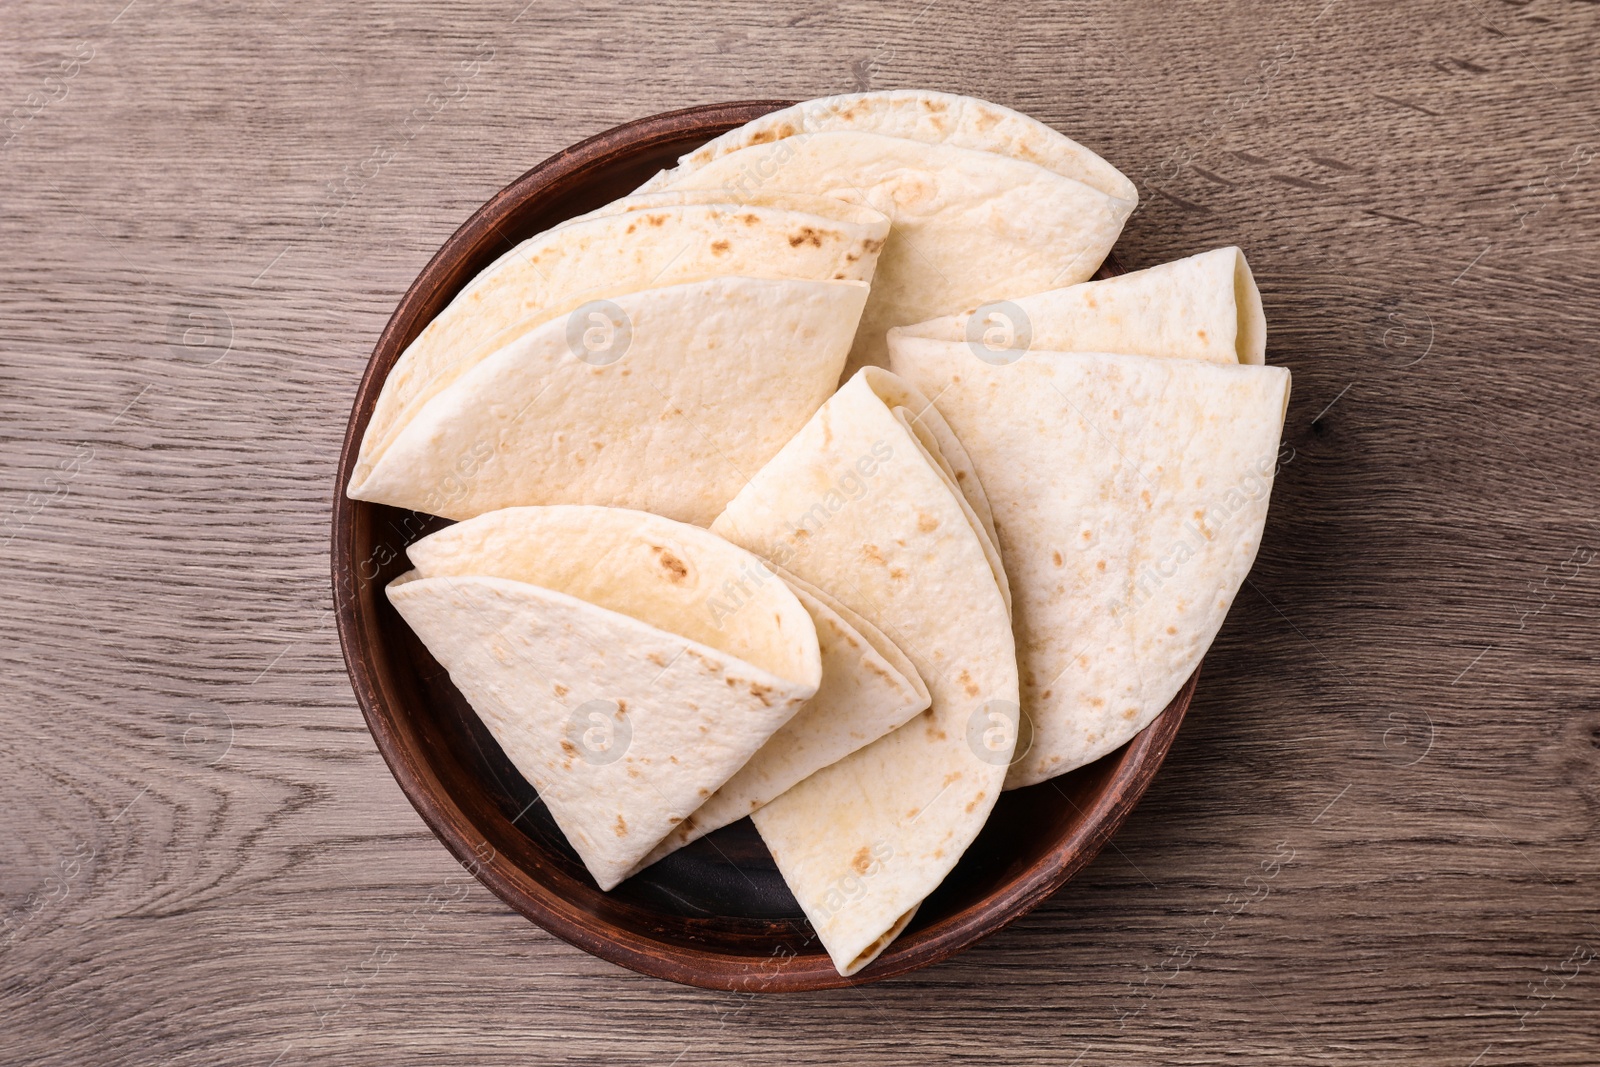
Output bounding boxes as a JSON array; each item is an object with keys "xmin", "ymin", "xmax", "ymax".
[{"xmin": 4, "ymin": 0, "xmax": 1597, "ymax": 1062}]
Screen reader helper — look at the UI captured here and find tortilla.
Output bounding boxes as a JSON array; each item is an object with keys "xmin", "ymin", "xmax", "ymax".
[
  {"xmin": 352, "ymin": 275, "xmax": 869, "ymax": 524},
  {"xmin": 632, "ymin": 567, "xmax": 930, "ymax": 873},
  {"xmin": 888, "ymin": 246, "xmax": 1265, "ymax": 366},
  {"xmin": 710, "ymin": 368, "xmax": 1019, "ymax": 975},
  {"xmin": 640, "ymin": 89, "xmax": 1136, "ymax": 205},
  {"xmin": 654, "ymin": 129, "xmax": 1134, "ymax": 373},
  {"xmin": 349, "ymin": 195, "xmax": 890, "ymax": 496},
  {"xmin": 887, "ymin": 341, "xmax": 1291, "ymax": 788},
  {"xmin": 389, "ymin": 505, "xmax": 822, "ymax": 890}
]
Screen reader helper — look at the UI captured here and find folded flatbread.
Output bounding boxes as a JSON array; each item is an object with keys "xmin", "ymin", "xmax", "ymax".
[
  {"xmin": 352, "ymin": 275, "xmax": 869, "ymax": 524},
  {"xmin": 387, "ymin": 505, "xmax": 822, "ymax": 889},
  {"xmin": 641, "ymin": 89, "xmax": 1136, "ymax": 205},
  {"xmin": 888, "ymin": 341, "xmax": 1291, "ymax": 788},
  {"xmin": 632, "ymin": 567, "xmax": 929, "ymax": 873},
  {"xmin": 888, "ymin": 246, "xmax": 1265, "ymax": 366},
  {"xmin": 349, "ymin": 193, "xmax": 890, "ymax": 498},
  {"xmin": 651, "ymin": 128, "xmax": 1134, "ymax": 372},
  {"xmin": 710, "ymin": 368, "xmax": 1019, "ymax": 975}
]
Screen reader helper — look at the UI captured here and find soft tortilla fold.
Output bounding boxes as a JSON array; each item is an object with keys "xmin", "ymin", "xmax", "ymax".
[
  {"xmin": 888, "ymin": 246, "xmax": 1266, "ymax": 366},
  {"xmin": 388, "ymin": 506, "xmax": 822, "ymax": 890},
  {"xmin": 653, "ymin": 129, "xmax": 1134, "ymax": 373},
  {"xmin": 349, "ymin": 193, "xmax": 890, "ymax": 495},
  {"xmin": 632, "ymin": 567, "xmax": 930, "ymax": 874},
  {"xmin": 353, "ymin": 275, "xmax": 869, "ymax": 524},
  {"xmin": 710, "ymin": 368, "xmax": 1019, "ymax": 976},
  {"xmin": 640, "ymin": 89, "xmax": 1136, "ymax": 206},
  {"xmin": 888, "ymin": 342, "xmax": 1291, "ymax": 788}
]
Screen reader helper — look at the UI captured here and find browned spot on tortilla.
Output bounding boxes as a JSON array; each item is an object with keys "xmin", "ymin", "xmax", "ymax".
[
  {"xmin": 958, "ymin": 670, "xmax": 980, "ymax": 697},
  {"xmin": 711, "ymin": 239, "xmax": 731, "ymax": 254},
  {"xmin": 863, "ymin": 237, "xmax": 885, "ymax": 254},
  {"xmin": 748, "ymin": 128, "xmax": 778, "ymax": 145},
  {"xmin": 749, "ymin": 681, "xmax": 773, "ymax": 706},
  {"xmin": 627, "ymin": 766, "xmax": 640, "ymax": 778},
  {"xmin": 646, "ymin": 213, "xmax": 667, "ymax": 227},
  {"xmin": 943, "ymin": 771, "xmax": 963, "ymax": 786},
  {"xmin": 553, "ymin": 683, "xmax": 569, "ymax": 697},
  {"xmin": 788, "ymin": 226, "xmax": 823, "ymax": 248},
  {"xmin": 741, "ymin": 212, "xmax": 760, "ymax": 225},
  {"xmin": 917, "ymin": 511, "xmax": 938, "ymax": 532},
  {"xmin": 965, "ymin": 790, "xmax": 987, "ymax": 814},
  {"xmin": 1122, "ymin": 708, "xmax": 1138, "ymax": 720},
  {"xmin": 615, "ymin": 700, "xmax": 627, "ymax": 717},
  {"xmin": 927, "ymin": 727, "xmax": 948, "ymax": 741},
  {"xmin": 1090, "ymin": 697, "xmax": 1105, "ymax": 708},
  {"xmin": 851, "ymin": 846, "xmax": 873, "ymax": 875},
  {"xmin": 626, "ymin": 222, "xmax": 637, "ymax": 234},
  {"xmin": 921, "ymin": 707, "xmax": 936, "ymax": 719},
  {"xmin": 1193, "ymin": 509, "xmax": 1206, "ymax": 520},
  {"xmin": 647, "ymin": 651, "xmax": 667, "ymax": 667},
  {"xmin": 921, "ymin": 97, "xmax": 948, "ymax": 113},
  {"xmin": 777, "ymin": 122, "xmax": 796, "ymax": 137},
  {"xmin": 1167, "ymin": 626, "xmax": 1178, "ymax": 635},
  {"xmin": 1096, "ymin": 560, "xmax": 1106, "ymax": 571},
  {"xmin": 845, "ymin": 250, "xmax": 860, "ymax": 262},
  {"xmin": 1041, "ymin": 690, "xmax": 1052, "ymax": 700},
  {"xmin": 1052, "ymin": 550, "xmax": 1063, "ymax": 567},
  {"xmin": 1197, "ymin": 328, "xmax": 1209, "ymax": 342},
  {"xmin": 651, "ymin": 545, "xmax": 689, "ymax": 581},
  {"xmin": 560, "ymin": 739, "xmax": 578, "ymax": 757},
  {"xmin": 890, "ymin": 567, "xmax": 907, "ymax": 580},
  {"xmin": 614, "ymin": 815, "xmax": 628, "ymax": 836},
  {"xmin": 861, "ymin": 543, "xmax": 886, "ymax": 565},
  {"xmin": 698, "ymin": 787, "xmax": 711, "ymax": 797},
  {"xmin": 1141, "ymin": 490, "xmax": 1152, "ymax": 505}
]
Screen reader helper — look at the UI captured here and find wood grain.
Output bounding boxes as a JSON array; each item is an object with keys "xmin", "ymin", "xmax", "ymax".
[{"xmin": 2, "ymin": 0, "xmax": 1597, "ymax": 1061}]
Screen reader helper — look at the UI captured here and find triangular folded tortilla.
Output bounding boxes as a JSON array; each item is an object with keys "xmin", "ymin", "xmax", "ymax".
[
  {"xmin": 632, "ymin": 567, "xmax": 930, "ymax": 874},
  {"xmin": 888, "ymin": 246, "xmax": 1266, "ymax": 366},
  {"xmin": 710, "ymin": 368, "xmax": 1019, "ymax": 976},
  {"xmin": 653, "ymin": 129, "xmax": 1134, "ymax": 373},
  {"xmin": 350, "ymin": 193, "xmax": 890, "ymax": 495},
  {"xmin": 388, "ymin": 506, "xmax": 822, "ymax": 889},
  {"xmin": 888, "ymin": 341, "xmax": 1291, "ymax": 788},
  {"xmin": 641, "ymin": 89, "xmax": 1137, "ymax": 206},
  {"xmin": 352, "ymin": 275, "xmax": 869, "ymax": 524}
]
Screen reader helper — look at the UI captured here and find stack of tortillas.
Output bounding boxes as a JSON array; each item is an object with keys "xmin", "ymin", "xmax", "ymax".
[{"xmin": 350, "ymin": 90, "xmax": 1292, "ymax": 977}]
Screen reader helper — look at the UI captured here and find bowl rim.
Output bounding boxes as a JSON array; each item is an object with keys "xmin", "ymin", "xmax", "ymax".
[{"xmin": 330, "ymin": 100, "xmax": 1194, "ymax": 992}]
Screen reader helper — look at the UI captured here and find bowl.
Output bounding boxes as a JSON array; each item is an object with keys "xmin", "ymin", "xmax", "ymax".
[{"xmin": 331, "ymin": 101, "xmax": 1196, "ymax": 991}]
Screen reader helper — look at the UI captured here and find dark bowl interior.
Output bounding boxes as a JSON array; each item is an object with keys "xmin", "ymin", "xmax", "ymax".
[{"xmin": 331, "ymin": 101, "xmax": 1195, "ymax": 991}]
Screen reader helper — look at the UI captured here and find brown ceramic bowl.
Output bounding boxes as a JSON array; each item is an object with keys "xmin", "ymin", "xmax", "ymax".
[{"xmin": 331, "ymin": 101, "xmax": 1195, "ymax": 992}]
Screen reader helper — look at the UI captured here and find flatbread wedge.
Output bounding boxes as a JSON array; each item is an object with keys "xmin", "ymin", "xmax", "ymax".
[
  {"xmin": 349, "ymin": 193, "xmax": 890, "ymax": 496},
  {"xmin": 388, "ymin": 505, "xmax": 822, "ymax": 889},
  {"xmin": 654, "ymin": 129, "xmax": 1133, "ymax": 372},
  {"xmin": 353, "ymin": 275, "xmax": 869, "ymax": 525},
  {"xmin": 888, "ymin": 341, "xmax": 1291, "ymax": 788},
  {"xmin": 711, "ymin": 367, "xmax": 1019, "ymax": 975},
  {"xmin": 888, "ymin": 246, "xmax": 1266, "ymax": 366}
]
